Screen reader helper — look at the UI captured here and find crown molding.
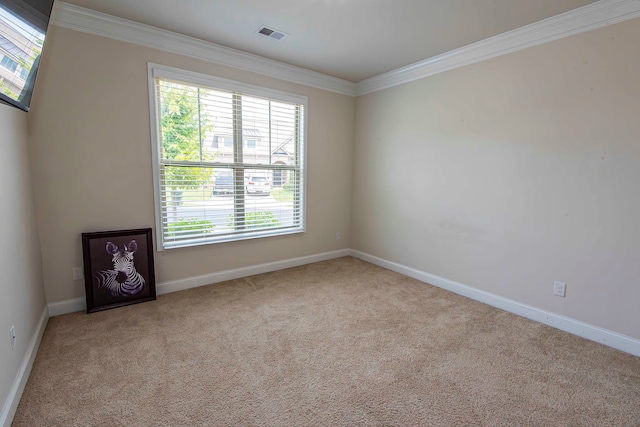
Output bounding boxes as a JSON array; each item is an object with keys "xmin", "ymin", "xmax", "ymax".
[
  {"xmin": 356, "ymin": 0, "xmax": 640, "ymax": 95},
  {"xmin": 49, "ymin": 1, "xmax": 640, "ymax": 98},
  {"xmin": 49, "ymin": 2, "xmax": 357, "ymax": 97}
]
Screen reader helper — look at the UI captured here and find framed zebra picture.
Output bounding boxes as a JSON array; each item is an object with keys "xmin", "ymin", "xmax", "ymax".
[{"xmin": 82, "ymin": 228, "xmax": 156, "ymax": 313}]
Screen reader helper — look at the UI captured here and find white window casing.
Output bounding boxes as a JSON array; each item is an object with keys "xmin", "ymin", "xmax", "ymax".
[{"xmin": 148, "ymin": 63, "xmax": 307, "ymax": 250}]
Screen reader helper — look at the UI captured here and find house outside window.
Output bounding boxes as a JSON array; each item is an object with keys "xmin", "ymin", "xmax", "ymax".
[{"xmin": 148, "ymin": 63, "xmax": 307, "ymax": 250}]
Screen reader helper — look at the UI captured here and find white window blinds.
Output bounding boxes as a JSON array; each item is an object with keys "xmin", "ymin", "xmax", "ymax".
[{"xmin": 148, "ymin": 64, "xmax": 306, "ymax": 250}]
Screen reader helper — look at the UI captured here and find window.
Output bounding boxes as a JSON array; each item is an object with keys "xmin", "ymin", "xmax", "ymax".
[
  {"xmin": 148, "ymin": 64, "xmax": 306, "ymax": 250},
  {"xmin": 19, "ymin": 67, "xmax": 29, "ymax": 81},
  {"xmin": 1, "ymin": 55, "xmax": 18, "ymax": 73}
]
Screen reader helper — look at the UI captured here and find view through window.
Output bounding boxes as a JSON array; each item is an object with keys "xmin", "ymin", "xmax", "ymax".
[
  {"xmin": 150, "ymin": 66, "xmax": 306, "ymax": 249},
  {"xmin": 0, "ymin": 4, "xmax": 46, "ymax": 109}
]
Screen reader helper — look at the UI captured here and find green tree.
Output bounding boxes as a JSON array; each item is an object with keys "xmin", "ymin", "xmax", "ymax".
[
  {"xmin": 167, "ymin": 218, "xmax": 215, "ymax": 237},
  {"xmin": 228, "ymin": 211, "xmax": 281, "ymax": 230},
  {"xmin": 16, "ymin": 45, "xmax": 41, "ymax": 72},
  {"xmin": 160, "ymin": 81, "xmax": 214, "ymax": 212},
  {"xmin": 0, "ymin": 78, "xmax": 17, "ymax": 99}
]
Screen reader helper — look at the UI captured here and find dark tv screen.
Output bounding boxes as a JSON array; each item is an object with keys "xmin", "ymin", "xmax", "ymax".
[{"xmin": 0, "ymin": 0, "xmax": 54, "ymax": 112}]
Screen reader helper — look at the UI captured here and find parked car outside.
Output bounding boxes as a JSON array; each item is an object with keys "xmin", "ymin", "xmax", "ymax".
[
  {"xmin": 212, "ymin": 174, "xmax": 234, "ymax": 195},
  {"xmin": 246, "ymin": 176, "xmax": 271, "ymax": 195}
]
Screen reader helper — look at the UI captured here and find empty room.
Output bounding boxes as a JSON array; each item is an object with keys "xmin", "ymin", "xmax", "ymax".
[{"xmin": 1, "ymin": 0, "xmax": 639, "ymax": 425}]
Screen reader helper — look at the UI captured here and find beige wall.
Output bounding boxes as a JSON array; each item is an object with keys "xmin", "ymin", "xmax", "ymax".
[
  {"xmin": 352, "ymin": 18, "xmax": 640, "ymax": 339},
  {"xmin": 26, "ymin": 16, "xmax": 640, "ymax": 342},
  {"xmin": 0, "ymin": 104, "xmax": 46, "ymax": 416},
  {"xmin": 29, "ymin": 26, "xmax": 355, "ymax": 304}
]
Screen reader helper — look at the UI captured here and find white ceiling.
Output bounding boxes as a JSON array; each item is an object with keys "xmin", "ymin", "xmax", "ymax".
[{"xmin": 62, "ymin": 0, "xmax": 598, "ymax": 82}]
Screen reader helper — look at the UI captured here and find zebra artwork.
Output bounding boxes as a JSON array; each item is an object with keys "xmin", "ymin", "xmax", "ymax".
[{"xmin": 95, "ymin": 240, "xmax": 146, "ymax": 297}]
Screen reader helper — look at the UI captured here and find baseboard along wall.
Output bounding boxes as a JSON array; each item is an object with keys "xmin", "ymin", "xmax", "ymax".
[
  {"xmin": 46, "ymin": 248, "xmax": 640, "ymax": 358},
  {"xmin": 48, "ymin": 249, "xmax": 352, "ymax": 316},
  {"xmin": 348, "ymin": 250, "xmax": 640, "ymax": 358},
  {"xmin": 0, "ymin": 306, "xmax": 49, "ymax": 427}
]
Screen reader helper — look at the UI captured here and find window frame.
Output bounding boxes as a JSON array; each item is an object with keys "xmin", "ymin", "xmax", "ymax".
[
  {"xmin": 1, "ymin": 55, "xmax": 18, "ymax": 73},
  {"xmin": 147, "ymin": 63, "xmax": 308, "ymax": 251}
]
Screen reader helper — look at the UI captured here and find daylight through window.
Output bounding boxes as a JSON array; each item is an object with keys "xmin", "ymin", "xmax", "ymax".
[{"xmin": 149, "ymin": 65, "xmax": 306, "ymax": 249}]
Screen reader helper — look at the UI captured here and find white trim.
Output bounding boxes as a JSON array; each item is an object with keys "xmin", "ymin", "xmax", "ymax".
[
  {"xmin": 349, "ymin": 250, "xmax": 640, "ymax": 357},
  {"xmin": 48, "ymin": 249, "xmax": 351, "ymax": 316},
  {"xmin": 147, "ymin": 63, "xmax": 308, "ymax": 252},
  {"xmin": 151, "ymin": 64, "xmax": 309, "ymax": 105},
  {"xmin": 50, "ymin": 2, "xmax": 357, "ymax": 97},
  {"xmin": 147, "ymin": 64, "xmax": 163, "ymax": 253},
  {"xmin": 356, "ymin": 0, "xmax": 640, "ymax": 95},
  {"xmin": 0, "ymin": 306, "xmax": 48, "ymax": 427},
  {"xmin": 157, "ymin": 249, "xmax": 349, "ymax": 295},
  {"xmin": 48, "ymin": 297, "xmax": 85, "ymax": 317},
  {"xmin": 49, "ymin": 1, "xmax": 640, "ymax": 97},
  {"xmin": 45, "ymin": 248, "xmax": 640, "ymax": 357}
]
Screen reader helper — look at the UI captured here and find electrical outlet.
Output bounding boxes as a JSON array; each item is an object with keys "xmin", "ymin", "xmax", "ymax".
[
  {"xmin": 10, "ymin": 326, "xmax": 15, "ymax": 350},
  {"xmin": 72, "ymin": 267, "xmax": 84, "ymax": 281},
  {"xmin": 335, "ymin": 232, "xmax": 341, "ymax": 241},
  {"xmin": 553, "ymin": 281, "xmax": 566, "ymax": 297}
]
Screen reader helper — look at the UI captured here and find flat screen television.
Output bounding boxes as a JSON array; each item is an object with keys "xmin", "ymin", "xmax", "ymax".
[{"xmin": 0, "ymin": 0, "xmax": 54, "ymax": 112}]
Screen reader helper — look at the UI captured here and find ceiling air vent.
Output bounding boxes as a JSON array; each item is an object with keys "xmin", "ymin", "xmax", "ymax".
[{"xmin": 256, "ymin": 25, "xmax": 288, "ymax": 41}]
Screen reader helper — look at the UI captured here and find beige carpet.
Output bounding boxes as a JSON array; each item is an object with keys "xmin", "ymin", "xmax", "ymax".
[{"xmin": 13, "ymin": 257, "xmax": 640, "ymax": 426}]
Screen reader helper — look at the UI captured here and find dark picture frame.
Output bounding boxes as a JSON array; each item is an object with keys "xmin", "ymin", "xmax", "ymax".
[{"xmin": 82, "ymin": 228, "xmax": 156, "ymax": 313}]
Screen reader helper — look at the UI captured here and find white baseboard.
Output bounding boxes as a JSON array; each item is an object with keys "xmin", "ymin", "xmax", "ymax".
[
  {"xmin": 157, "ymin": 249, "xmax": 350, "ymax": 295},
  {"xmin": 48, "ymin": 297, "xmax": 85, "ymax": 317},
  {"xmin": 48, "ymin": 249, "xmax": 351, "ymax": 316},
  {"xmin": 349, "ymin": 249, "xmax": 640, "ymax": 358},
  {"xmin": 46, "ymin": 247, "xmax": 639, "ymax": 357},
  {"xmin": 0, "ymin": 306, "xmax": 49, "ymax": 427}
]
